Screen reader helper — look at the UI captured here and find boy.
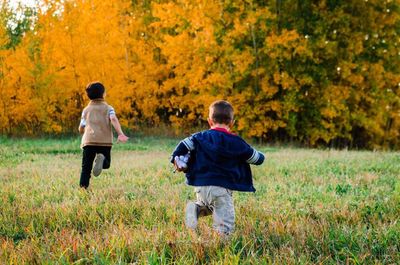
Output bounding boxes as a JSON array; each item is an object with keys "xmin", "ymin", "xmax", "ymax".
[
  {"xmin": 170, "ymin": 100, "xmax": 265, "ymax": 236},
  {"xmin": 78, "ymin": 81, "xmax": 129, "ymax": 189}
]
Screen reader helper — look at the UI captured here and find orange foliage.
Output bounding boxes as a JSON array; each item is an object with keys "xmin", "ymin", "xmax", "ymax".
[{"xmin": 0, "ymin": 0, "xmax": 399, "ymax": 149}]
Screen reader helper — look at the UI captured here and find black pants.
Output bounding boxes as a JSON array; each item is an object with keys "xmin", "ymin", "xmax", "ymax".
[{"xmin": 80, "ymin": 145, "xmax": 111, "ymax": 188}]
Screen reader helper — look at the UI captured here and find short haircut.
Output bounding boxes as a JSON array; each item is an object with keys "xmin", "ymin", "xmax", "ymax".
[
  {"xmin": 85, "ymin": 82, "xmax": 105, "ymax": 100},
  {"xmin": 209, "ymin": 100, "xmax": 234, "ymax": 124}
]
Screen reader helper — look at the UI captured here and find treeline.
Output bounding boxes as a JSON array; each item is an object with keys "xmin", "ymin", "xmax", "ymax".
[{"xmin": 0, "ymin": 0, "xmax": 399, "ymax": 149}]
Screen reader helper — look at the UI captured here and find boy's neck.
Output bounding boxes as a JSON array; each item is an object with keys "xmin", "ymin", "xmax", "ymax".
[
  {"xmin": 210, "ymin": 124, "xmax": 231, "ymax": 131},
  {"xmin": 90, "ymin": 98, "xmax": 105, "ymax": 102}
]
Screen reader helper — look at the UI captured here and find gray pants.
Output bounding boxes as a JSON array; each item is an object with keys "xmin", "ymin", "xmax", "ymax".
[{"xmin": 194, "ymin": 186, "xmax": 235, "ymax": 234}]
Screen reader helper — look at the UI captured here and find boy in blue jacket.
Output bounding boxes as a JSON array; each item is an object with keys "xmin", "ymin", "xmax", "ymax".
[{"xmin": 171, "ymin": 100, "xmax": 264, "ymax": 235}]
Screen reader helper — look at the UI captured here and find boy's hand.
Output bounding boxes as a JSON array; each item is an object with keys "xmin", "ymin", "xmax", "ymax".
[
  {"xmin": 117, "ymin": 134, "xmax": 129, "ymax": 143},
  {"xmin": 174, "ymin": 154, "xmax": 190, "ymax": 173},
  {"xmin": 174, "ymin": 160, "xmax": 186, "ymax": 172},
  {"xmin": 173, "ymin": 161, "xmax": 181, "ymax": 172}
]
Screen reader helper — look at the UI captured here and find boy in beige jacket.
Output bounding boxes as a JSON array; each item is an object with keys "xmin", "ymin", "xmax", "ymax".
[{"xmin": 78, "ymin": 82, "xmax": 128, "ymax": 188}]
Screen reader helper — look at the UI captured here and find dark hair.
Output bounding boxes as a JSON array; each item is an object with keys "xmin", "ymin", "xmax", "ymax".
[
  {"xmin": 209, "ymin": 100, "xmax": 234, "ymax": 124},
  {"xmin": 85, "ymin": 82, "xmax": 105, "ymax": 100}
]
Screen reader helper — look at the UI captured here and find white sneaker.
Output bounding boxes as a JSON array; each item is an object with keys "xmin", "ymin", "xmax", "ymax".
[
  {"xmin": 185, "ymin": 202, "xmax": 199, "ymax": 229},
  {"xmin": 93, "ymin": 153, "xmax": 105, "ymax": 177}
]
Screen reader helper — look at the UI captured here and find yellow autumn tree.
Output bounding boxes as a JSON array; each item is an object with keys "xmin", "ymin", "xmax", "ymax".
[{"xmin": 0, "ymin": 0, "xmax": 399, "ymax": 149}]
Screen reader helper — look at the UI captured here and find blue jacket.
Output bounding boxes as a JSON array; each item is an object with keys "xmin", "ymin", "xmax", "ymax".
[{"xmin": 170, "ymin": 128, "xmax": 265, "ymax": 192}]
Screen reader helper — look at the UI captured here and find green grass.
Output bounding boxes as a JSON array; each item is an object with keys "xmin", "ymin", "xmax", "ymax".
[{"xmin": 0, "ymin": 137, "xmax": 399, "ymax": 264}]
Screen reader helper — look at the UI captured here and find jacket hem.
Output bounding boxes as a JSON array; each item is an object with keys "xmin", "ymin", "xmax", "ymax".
[
  {"xmin": 81, "ymin": 142, "xmax": 113, "ymax": 148},
  {"xmin": 186, "ymin": 178, "xmax": 255, "ymax": 192}
]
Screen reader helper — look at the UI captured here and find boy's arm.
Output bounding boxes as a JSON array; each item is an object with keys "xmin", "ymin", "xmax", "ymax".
[
  {"xmin": 108, "ymin": 106, "xmax": 128, "ymax": 143},
  {"xmin": 78, "ymin": 125, "xmax": 85, "ymax": 134},
  {"xmin": 246, "ymin": 148, "xmax": 264, "ymax": 165},
  {"xmin": 170, "ymin": 136, "xmax": 195, "ymax": 163},
  {"xmin": 78, "ymin": 110, "xmax": 86, "ymax": 134},
  {"xmin": 110, "ymin": 115, "xmax": 129, "ymax": 142},
  {"xmin": 243, "ymin": 145, "xmax": 265, "ymax": 165}
]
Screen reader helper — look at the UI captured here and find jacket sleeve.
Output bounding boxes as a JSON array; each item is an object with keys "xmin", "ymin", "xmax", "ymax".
[
  {"xmin": 108, "ymin": 105, "xmax": 116, "ymax": 118},
  {"xmin": 170, "ymin": 136, "xmax": 195, "ymax": 163},
  {"xmin": 79, "ymin": 109, "xmax": 86, "ymax": 127},
  {"xmin": 241, "ymin": 143, "xmax": 265, "ymax": 165}
]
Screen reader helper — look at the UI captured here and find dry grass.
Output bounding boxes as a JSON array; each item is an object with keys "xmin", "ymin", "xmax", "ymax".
[{"xmin": 0, "ymin": 137, "xmax": 399, "ymax": 264}]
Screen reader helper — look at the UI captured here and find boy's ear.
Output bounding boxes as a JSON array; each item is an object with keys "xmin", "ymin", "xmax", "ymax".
[
  {"xmin": 207, "ymin": 118, "xmax": 214, "ymax": 127},
  {"xmin": 229, "ymin": 120, "xmax": 235, "ymax": 128}
]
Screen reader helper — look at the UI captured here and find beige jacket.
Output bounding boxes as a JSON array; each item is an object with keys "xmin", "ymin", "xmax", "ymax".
[{"xmin": 81, "ymin": 99, "xmax": 113, "ymax": 148}]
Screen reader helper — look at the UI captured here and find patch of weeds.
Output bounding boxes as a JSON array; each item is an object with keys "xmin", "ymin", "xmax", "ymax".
[
  {"xmin": 0, "ymin": 229, "xmax": 28, "ymax": 244},
  {"xmin": 335, "ymin": 183, "xmax": 352, "ymax": 196},
  {"xmin": 326, "ymin": 227, "xmax": 361, "ymax": 263}
]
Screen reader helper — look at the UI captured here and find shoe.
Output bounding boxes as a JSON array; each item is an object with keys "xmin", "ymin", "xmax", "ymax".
[
  {"xmin": 185, "ymin": 202, "xmax": 199, "ymax": 229},
  {"xmin": 93, "ymin": 153, "xmax": 105, "ymax": 177}
]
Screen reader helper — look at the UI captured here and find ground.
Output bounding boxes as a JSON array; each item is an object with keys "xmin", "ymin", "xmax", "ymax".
[{"xmin": 0, "ymin": 137, "xmax": 399, "ymax": 264}]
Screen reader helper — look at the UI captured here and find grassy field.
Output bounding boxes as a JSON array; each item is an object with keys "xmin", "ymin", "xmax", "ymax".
[{"xmin": 0, "ymin": 137, "xmax": 399, "ymax": 264}]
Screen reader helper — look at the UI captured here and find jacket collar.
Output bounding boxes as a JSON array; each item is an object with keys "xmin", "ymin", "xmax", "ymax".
[
  {"xmin": 89, "ymin": 99, "xmax": 106, "ymax": 104},
  {"xmin": 211, "ymin": 127, "xmax": 233, "ymax": 135}
]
